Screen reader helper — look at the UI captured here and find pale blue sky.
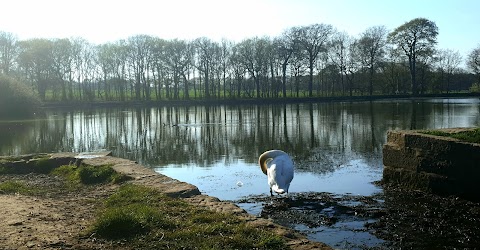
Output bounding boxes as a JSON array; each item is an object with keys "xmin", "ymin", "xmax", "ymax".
[{"xmin": 1, "ymin": 0, "xmax": 479, "ymax": 60}]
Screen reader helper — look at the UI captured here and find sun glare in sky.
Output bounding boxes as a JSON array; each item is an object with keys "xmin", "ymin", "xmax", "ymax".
[{"xmin": 1, "ymin": 0, "xmax": 479, "ymax": 59}]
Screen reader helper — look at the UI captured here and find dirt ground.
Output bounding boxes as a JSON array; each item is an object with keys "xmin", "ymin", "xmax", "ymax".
[{"xmin": 0, "ymin": 173, "xmax": 119, "ymax": 250}]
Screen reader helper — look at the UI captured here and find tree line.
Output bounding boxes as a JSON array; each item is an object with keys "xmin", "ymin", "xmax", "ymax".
[{"xmin": 1, "ymin": 17, "xmax": 480, "ymax": 103}]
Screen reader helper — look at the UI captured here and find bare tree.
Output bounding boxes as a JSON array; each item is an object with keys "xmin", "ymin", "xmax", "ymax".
[
  {"xmin": 467, "ymin": 44, "xmax": 480, "ymax": 84},
  {"xmin": 71, "ymin": 38, "xmax": 95, "ymax": 101},
  {"xmin": 163, "ymin": 39, "xmax": 192, "ymax": 99},
  {"xmin": 290, "ymin": 45, "xmax": 307, "ymax": 97},
  {"xmin": 388, "ymin": 18, "xmax": 438, "ymax": 95},
  {"xmin": 17, "ymin": 39, "xmax": 55, "ymax": 101},
  {"xmin": 97, "ymin": 43, "xmax": 115, "ymax": 100},
  {"xmin": 346, "ymin": 38, "xmax": 361, "ymax": 96},
  {"xmin": 294, "ymin": 24, "xmax": 334, "ymax": 97},
  {"xmin": 315, "ymin": 52, "xmax": 329, "ymax": 96},
  {"xmin": 274, "ymin": 28, "xmax": 297, "ymax": 98},
  {"xmin": 195, "ymin": 37, "xmax": 218, "ymax": 99},
  {"xmin": 382, "ymin": 45, "xmax": 410, "ymax": 94},
  {"xmin": 219, "ymin": 39, "xmax": 231, "ymax": 98},
  {"xmin": 97, "ymin": 41, "xmax": 129, "ymax": 101},
  {"xmin": 51, "ymin": 38, "xmax": 73, "ymax": 101},
  {"xmin": 328, "ymin": 31, "xmax": 352, "ymax": 95},
  {"xmin": 149, "ymin": 38, "xmax": 166, "ymax": 100},
  {"xmin": 436, "ymin": 49, "xmax": 462, "ymax": 93},
  {"xmin": 0, "ymin": 31, "xmax": 17, "ymax": 75},
  {"xmin": 356, "ymin": 26, "xmax": 387, "ymax": 95},
  {"xmin": 229, "ymin": 44, "xmax": 246, "ymax": 98},
  {"xmin": 211, "ymin": 42, "xmax": 223, "ymax": 98},
  {"xmin": 127, "ymin": 35, "xmax": 155, "ymax": 100},
  {"xmin": 416, "ymin": 49, "xmax": 436, "ymax": 94},
  {"xmin": 236, "ymin": 37, "xmax": 271, "ymax": 98},
  {"xmin": 182, "ymin": 42, "xmax": 195, "ymax": 100}
]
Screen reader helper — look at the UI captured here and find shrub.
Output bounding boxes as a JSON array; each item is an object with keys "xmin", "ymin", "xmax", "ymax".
[
  {"xmin": 0, "ymin": 75, "xmax": 40, "ymax": 118},
  {"xmin": 470, "ymin": 83, "xmax": 480, "ymax": 93},
  {"xmin": 77, "ymin": 165, "xmax": 116, "ymax": 184},
  {"xmin": 50, "ymin": 164, "xmax": 130, "ymax": 186},
  {"xmin": 0, "ymin": 181, "xmax": 31, "ymax": 194},
  {"xmin": 33, "ymin": 158, "xmax": 56, "ymax": 174}
]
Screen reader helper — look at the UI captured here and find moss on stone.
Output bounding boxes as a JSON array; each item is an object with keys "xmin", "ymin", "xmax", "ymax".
[{"xmin": 421, "ymin": 128, "xmax": 480, "ymax": 144}]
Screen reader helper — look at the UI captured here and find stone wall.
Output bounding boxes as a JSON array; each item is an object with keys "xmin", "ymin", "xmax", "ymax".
[{"xmin": 383, "ymin": 128, "xmax": 480, "ymax": 201}]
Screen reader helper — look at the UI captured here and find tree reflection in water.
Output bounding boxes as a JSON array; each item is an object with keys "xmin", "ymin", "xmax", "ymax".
[{"xmin": 1, "ymin": 99, "xmax": 479, "ymax": 171}]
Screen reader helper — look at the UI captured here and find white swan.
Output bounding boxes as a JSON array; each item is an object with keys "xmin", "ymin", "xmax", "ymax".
[{"xmin": 259, "ymin": 150, "xmax": 294, "ymax": 196}]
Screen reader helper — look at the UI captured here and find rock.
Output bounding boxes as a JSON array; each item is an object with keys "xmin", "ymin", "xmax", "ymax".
[{"xmin": 7, "ymin": 220, "xmax": 23, "ymax": 226}]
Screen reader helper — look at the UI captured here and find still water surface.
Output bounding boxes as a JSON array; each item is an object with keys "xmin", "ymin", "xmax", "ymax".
[{"xmin": 1, "ymin": 98, "xmax": 479, "ymax": 247}]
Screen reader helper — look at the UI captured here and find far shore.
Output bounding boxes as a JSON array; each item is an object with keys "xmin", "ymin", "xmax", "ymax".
[{"xmin": 39, "ymin": 92, "xmax": 480, "ymax": 109}]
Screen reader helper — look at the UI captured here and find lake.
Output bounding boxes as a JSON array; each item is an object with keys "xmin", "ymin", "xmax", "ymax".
[{"xmin": 1, "ymin": 97, "xmax": 479, "ymax": 248}]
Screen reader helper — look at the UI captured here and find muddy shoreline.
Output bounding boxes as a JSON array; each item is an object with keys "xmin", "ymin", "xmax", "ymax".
[{"xmin": 240, "ymin": 182, "xmax": 480, "ymax": 249}]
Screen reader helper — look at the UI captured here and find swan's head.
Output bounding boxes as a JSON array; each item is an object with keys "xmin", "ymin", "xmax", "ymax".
[
  {"xmin": 259, "ymin": 152, "xmax": 270, "ymax": 175},
  {"xmin": 259, "ymin": 150, "xmax": 287, "ymax": 175}
]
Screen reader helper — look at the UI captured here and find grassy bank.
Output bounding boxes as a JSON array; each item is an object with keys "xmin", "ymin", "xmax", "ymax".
[
  {"xmin": 89, "ymin": 184, "xmax": 285, "ymax": 249},
  {"xmin": 0, "ymin": 161, "xmax": 288, "ymax": 249},
  {"xmin": 421, "ymin": 128, "xmax": 480, "ymax": 143}
]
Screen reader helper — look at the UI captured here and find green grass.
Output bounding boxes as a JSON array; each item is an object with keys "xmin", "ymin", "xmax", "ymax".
[
  {"xmin": 33, "ymin": 158, "xmax": 57, "ymax": 174},
  {"xmin": 50, "ymin": 164, "xmax": 131, "ymax": 186},
  {"xmin": 0, "ymin": 180, "xmax": 34, "ymax": 195},
  {"xmin": 0, "ymin": 156, "xmax": 54, "ymax": 174},
  {"xmin": 88, "ymin": 184, "xmax": 287, "ymax": 249},
  {"xmin": 0, "ymin": 163, "xmax": 129, "ymax": 195},
  {"xmin": 421, "ymin": 128, "xmax": 480, "ymax": 143}
]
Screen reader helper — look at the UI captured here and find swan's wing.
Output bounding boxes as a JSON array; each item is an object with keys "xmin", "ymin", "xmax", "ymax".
[{"xmin": 270, "ymin": 154, "xmax": 294, "ymax": 187}]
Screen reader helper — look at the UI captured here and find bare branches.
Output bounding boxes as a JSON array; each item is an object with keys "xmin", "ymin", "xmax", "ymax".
[
  {"xmin": 2, "ymin": 18, "xmax": 479, "ymax": 102},
  {"xmin": 388, "ymin": 18, "xmax": 439, "ymax": 95}
]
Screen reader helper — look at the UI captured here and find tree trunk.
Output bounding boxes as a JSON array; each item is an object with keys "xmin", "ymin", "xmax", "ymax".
[
  {"xmin": 308, "ymin": 61, "xmax": 314, "ymax": 97},
  {"xmin": 282, "ymin": 64, "xmax": 287, "ymax": 98},
  {"xmin": 255, "ymin": 76, "xmax": 260, "ymax": 98},
  {"xmin": 409, "ymin": 56, "xmax": 417, "ymax": 96},
  {"xmin": 369, "ymin": 67, "xmax": 374, "ymax": 96}
]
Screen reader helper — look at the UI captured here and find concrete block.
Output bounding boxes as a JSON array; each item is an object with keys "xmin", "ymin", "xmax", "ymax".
[{"xmin": 383, "ymin": 128, "xmax": 480, "ymax": 201}]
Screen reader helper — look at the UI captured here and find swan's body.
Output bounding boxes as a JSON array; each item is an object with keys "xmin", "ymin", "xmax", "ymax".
[{"xmin": 259, "ymin": 150, "xmax": 294, "ymax": 196}]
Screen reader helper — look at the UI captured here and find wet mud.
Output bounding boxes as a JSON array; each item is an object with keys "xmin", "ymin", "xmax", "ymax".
[
  {"xmin": 372, "ymin": 184, "xmax": 480, "ymax": 249},
  {"xmin": 238, "ymin": 183, "xmax": 480, "ymax": 249}
]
